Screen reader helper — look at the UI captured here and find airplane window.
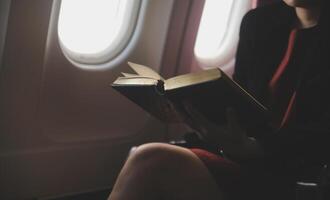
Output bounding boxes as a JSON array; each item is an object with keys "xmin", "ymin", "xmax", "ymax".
[
  {"xmin": 58, "ymin": 0, "xmax": 141, "ymax": 65},
  {"xmin": 194, "ymin": 0, "xmax": 254, "ymax": 69}
]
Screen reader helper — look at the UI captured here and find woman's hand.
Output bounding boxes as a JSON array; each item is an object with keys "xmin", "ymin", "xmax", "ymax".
[{"xmin": 183, "ymin": 103, "xmax": 264, "ymax": 160}]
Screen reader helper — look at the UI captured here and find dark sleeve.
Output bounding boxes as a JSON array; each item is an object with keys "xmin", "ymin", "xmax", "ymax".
[
  {"xmin": 260, "ymin": 120, "xmax": 330, "ymax": 160},
  {"xmin": 259, "ymin": 75, "xmax": 330, "ymax": 161},
  {"xmin": 232, "ymin": 10, "xmax": 257, "ymax": 88}
]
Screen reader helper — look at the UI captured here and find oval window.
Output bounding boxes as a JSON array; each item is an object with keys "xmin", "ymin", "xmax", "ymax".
[
  {"xmin": 58, "ymin": 0, "xmax": 141, "ymax": 65},
  {"xmin": 194, "ymin": 0, "xmax": 254, "ymax": 68}
]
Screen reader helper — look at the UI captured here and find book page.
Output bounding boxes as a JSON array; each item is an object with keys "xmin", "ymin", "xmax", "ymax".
[
  {"xmin": 128, "ymin": 62, "xmax": 164, "ymax": 81},
  {"xmin": 164, "ymin": 68, "xmax": 221, "ymax": 90},
  {"xmin": 113, "ymin": 77, "xmax": 158, "ymax": 86},
  {"xmin": 121, "ymin": 72, "xmax": 141, "ymax": 77}
]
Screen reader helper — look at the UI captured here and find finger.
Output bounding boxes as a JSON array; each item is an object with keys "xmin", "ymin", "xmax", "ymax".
[
  {"xmin": 187, "ymin": 107, "xmax": 211, "ymax": 128},
  {"xmin": 185, "ymin": 117, "xmax": 203, "ymax": 133},
  {"xmin": 226, "ymin": 107, "xmax": 236, "ymax": 129},
  {"xmin": 184, "ymin": 103, "xmax": 221, "ymax": 135},
  {"xmin": 226, "ymin": 107, "xmax": 242, "ymax": 135},
  {"xmin": 191, "ymin": 109, "xmax": 229, "ymax": 139},
  {"xmin": 182, "ymin": 103, "xmax": 208, "ymax": 134},
  {"xmin": 182, "ymin": 101, "xmax": 194, "ymax": 117},
  {"xmin": 183, "ymin": 101, "xmax": 217, "ymax": 128}
]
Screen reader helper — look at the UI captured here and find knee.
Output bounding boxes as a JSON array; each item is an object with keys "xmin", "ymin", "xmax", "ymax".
[
  {"xmin": 127, "ymin": 143, "xmax": 191, "ymax": 171},
  {"xmin": 130, "ymin": 143, "xmax": 174, "ymax": 164}
]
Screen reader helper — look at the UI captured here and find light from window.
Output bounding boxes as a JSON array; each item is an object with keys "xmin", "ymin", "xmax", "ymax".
[
  {"xmin": 58, "ymin": 0, "xmax": 140, "ymax": 64},
  {"xmin": 194, "ymin": 0, "xmax": 253, "ymax": 69},
  {"xmin": 195, "ymin": 0, "xmax": 234, "ymax": 59}
]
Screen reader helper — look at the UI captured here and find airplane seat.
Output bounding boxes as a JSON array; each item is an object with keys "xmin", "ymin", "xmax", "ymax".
[{"xmin": 295, "ymin": 164, "xmax": 330, "ymax": 200}]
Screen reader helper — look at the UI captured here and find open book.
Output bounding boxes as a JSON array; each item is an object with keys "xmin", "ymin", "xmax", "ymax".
[{"xmin": 112, "ymin": 62, "xmax": 268, "ymax": 129}]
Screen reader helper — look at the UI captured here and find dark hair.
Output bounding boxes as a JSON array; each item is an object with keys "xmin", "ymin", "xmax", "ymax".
[
  {"xmin": 317, "ymin": 1, "xmax": 330, "ymax": 61},
  {"xmin": 319, "ymin": 1, "xmax": 330, "ymax": 36}
]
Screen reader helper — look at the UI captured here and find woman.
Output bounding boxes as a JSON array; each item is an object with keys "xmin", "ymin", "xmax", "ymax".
[{"xmin": 108, "ymin": 0, "xmax": 330, "ymax": 199}]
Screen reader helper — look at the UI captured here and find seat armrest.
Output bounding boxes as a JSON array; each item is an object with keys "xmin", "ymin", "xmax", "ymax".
[{"xmin": 295, "ymin": 164, "xmax": 330, "ymax": 200}]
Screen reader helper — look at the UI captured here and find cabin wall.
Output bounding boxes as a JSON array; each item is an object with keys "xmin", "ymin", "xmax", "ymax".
[
  {"xmin": 0, "ymin": 0, "xmax": 258, "ymax": 198},
  {"xmin": 0, "ymin": 0, "xmax": 177, "ymax": 199}
]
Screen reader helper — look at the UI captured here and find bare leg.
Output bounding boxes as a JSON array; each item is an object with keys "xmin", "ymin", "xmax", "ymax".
[{"xmin": 108, "ymin": 143, "xmax": 224, "ymax": 200}]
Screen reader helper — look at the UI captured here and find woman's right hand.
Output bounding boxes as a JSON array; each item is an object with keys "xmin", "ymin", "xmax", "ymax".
[
  {"xmin": 182, "ymin": 101, "xmax": 225, "ymax": 141},
  {"xmin": 182, "ymin": 102, "xmax": 264, "ymax": 160}
]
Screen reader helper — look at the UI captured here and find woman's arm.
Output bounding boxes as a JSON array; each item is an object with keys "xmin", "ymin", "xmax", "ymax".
[
  {"xmin": 232, "ymin": 10, "xmax": 257, "ymax": 87},
  {"xmin": 183, "ymin": 11, "xmax": 264, "ymax": 160},
  {"xmin": 259, "ymin": 80, "xmax": 330, "ymax": 162}
]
